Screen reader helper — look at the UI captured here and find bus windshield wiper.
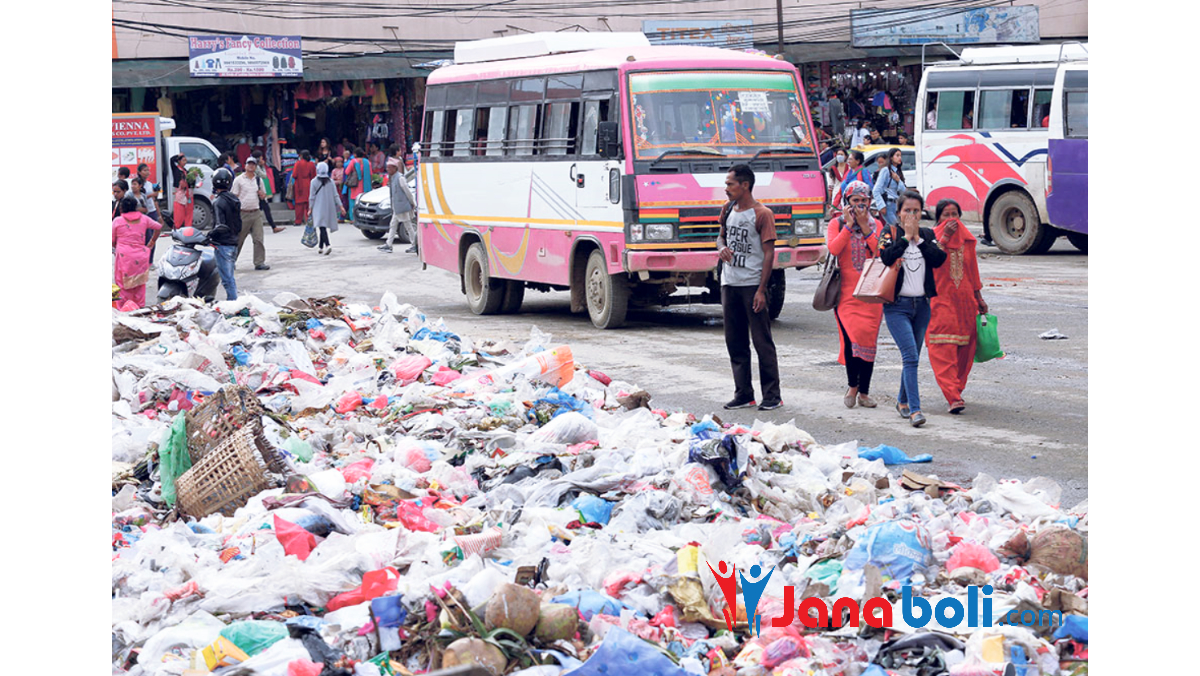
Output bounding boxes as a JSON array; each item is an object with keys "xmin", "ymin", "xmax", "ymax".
[
  {"xmin": 748, "ymin": 147, "xmax": 801, "ymax": 163},
  {"xmin": 649, "ymin": 148, "xmax": 725, "ymax": 167}
]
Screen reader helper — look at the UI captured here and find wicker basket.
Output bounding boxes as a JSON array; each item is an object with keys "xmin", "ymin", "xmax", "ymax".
[
  {"xmin": 176, "ymin": 427, "xmax": 275, "ymax": 518},
  {"xmin": 185, "ymin": 385, "xmax": 288, "ymax": 474}
]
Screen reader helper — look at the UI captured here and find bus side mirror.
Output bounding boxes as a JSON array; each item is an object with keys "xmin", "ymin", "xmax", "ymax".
[{"xmin": 597, "ymin": 121, "xmax": 620, "ymax": 158}]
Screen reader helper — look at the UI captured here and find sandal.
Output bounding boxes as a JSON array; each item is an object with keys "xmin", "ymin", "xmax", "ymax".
[{"xmin": 949, "ymin": 401, "xmax": 965, "ymax": 414}]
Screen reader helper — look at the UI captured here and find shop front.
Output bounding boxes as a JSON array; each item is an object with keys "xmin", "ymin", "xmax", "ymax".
[{"xmin": 803, "ymin": 57, "xmax": 922, "ymax": 146}]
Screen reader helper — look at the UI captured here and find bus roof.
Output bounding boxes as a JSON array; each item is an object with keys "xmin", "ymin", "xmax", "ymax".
[
  {"xmin": 428, "ymin": 46, "xmax": 795, "ymax": 85},
  {"xmin": 956, "ymin": 43, "xmax": 1089, "ymax": 65}
]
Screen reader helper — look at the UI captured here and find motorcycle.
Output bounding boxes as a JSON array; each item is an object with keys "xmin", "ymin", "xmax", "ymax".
[{"xmin": 156, "ymin": 226, "xmax": 220, "ymax": 303}]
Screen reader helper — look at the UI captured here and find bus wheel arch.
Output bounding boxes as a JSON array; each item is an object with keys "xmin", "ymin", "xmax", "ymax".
[
  {"xmin": 569, "ymin": 239, "xmax": 602, "ymax": 314},
  {"xmin": 985, "ymin": 186, "xmax": 1056, "ymax": 255},
  {"xmin": 457, "ymin": 233, "xmax": 483, "ymax": 296}
]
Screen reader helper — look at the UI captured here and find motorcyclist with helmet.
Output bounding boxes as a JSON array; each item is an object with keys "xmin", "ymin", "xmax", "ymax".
[{"xmin": 209, "ymin": 168, "xmax": 242, "ymax": 300}]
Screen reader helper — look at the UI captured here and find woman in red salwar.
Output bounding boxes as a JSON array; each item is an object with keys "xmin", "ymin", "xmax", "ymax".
[
  {"xmin": 826, "ymin": 181, "xmax": 885, "ymax": 409},
  {"xmin": 928, "ymin": 199, "xmax": 989, "ymax": 414}
]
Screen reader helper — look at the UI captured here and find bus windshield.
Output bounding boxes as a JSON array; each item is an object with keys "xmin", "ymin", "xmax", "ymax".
[{"xmin": 628, "ymin": 70, "xmax": 814, "ymax": 161}]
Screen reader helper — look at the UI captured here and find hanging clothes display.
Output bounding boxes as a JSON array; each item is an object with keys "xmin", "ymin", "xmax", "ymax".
[{"xmin": 371, "ymin": 82, "xmax": 389, "ymax": 112}]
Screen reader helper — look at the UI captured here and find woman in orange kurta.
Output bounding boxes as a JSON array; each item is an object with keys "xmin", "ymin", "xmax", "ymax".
[
  {"xmin": 928, "ymin": 199, "xmax": 989, "ymax": 414},
  {"xmin": 826, "ymin": 180, "xmax": 885, "ymax": 408}
]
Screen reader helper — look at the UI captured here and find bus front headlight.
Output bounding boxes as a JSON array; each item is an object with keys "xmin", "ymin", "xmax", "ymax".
[
  {"xmin": 793, "ymin": 219, "xmax": 819, "ymax": 236},
  {"xmin": 645, "ymin": 224, "xmax": 673, "ymax": 240}
]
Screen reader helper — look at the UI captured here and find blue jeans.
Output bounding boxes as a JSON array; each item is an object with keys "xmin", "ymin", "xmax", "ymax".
[
  {"xmin": 214, "ymin": 244, "xmax": 237, "ymax": 301},
  {"xmin": 884, "ymin": 296, "xmax": 931, "ymax": 413}
]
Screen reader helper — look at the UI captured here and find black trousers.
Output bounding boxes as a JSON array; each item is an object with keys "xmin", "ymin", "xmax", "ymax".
[
  {"xmin": 259, "ymin": 198, "xmax": 276, "ymax": 227},
  {"xmin": 318, "ymin": 227, "xmax": 330, "ymax": 247},
  {"xmin": 722, "ymin": 285, "xmax": 781, "ymax": 404},
  {"xmin": 835, "ymin": 308, "xmax": 874, "ymax": 394}
]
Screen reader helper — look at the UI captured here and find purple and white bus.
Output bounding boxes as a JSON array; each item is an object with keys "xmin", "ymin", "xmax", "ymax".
[{"xmin": 915, "ymin": 44, "xmax": 1088, "ymax": 254}]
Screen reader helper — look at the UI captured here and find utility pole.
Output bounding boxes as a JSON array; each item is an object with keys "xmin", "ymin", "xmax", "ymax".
[{"xmin": 776, "ymin": 0, "xmax": 785, "ymax": 56}]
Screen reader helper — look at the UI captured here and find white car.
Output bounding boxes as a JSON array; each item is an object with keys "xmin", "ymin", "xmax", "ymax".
[{"xmin": 352, "ymin": 169, "xmax": 418, "ymax": 241}]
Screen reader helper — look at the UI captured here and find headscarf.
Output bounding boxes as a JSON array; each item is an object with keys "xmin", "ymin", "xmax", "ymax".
[
  {"xmin": 842, "ymin": 180, "xmax": 871, "ymax": 206},
  {"xmin": 315, "ymin": 161, "xmax": 331, "ymax": 183}
]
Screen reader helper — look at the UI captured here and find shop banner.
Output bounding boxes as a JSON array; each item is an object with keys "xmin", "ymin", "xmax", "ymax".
[
  {"xmin": 112, "ymin": 114, "xmax": 158, "ymax": 183},
  {"xmin": 643, "ymin": 20, "xmax": 754, "ymax": 51},
  {"xmin": 850, "ymin": 6, "xmax": 1039, "ymax": 47},
  {"xmin": 188, "ymin": 35, "xmax": 303, "ymax": 78}
]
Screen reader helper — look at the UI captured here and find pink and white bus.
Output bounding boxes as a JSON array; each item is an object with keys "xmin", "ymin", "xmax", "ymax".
[{"xmin": 417, "ymin": 33, "xmax": 827, "ymax": 328}]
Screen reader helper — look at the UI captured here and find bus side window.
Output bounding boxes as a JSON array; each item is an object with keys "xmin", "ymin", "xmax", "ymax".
[
  {"xmin": 508, "ymin": 105, "xmax": 540, "ymax": 156},
  {"xmin": 429, "ymin": 111, "xmax": 445, "ymax": 158},
  {"xmin": 582, "ymin": 101, "xmax": 601, "ymax": 155},
  {"xmin": 1065, "ymin": 91, "xmax": 1088, "ymax": 138},
  {"xmin": 485, "ymin": 107, "xmax": 507, "ymax": 157},
  {"xmin": 1032, "ymin": 89, "xmax": 1053, "ymax": 128},
  {"xmin": 933, "ymin": 90, "xmax": 976, "ymax": 130},
  {"xmin": 979, "ymin": 89, "xmax": 1030, "ymax": 129}
]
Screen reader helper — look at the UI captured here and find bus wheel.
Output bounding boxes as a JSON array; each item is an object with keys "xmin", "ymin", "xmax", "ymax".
[
  {"xmin": 768, "ymin": 269, "xmax": 786, "ymax": 321},
  {"xmin": 1066, "ymin": 232, "xmax": 1088, "ymax": 253},
  {"xmin": 463, "ymin": 242, "xmax": 504, "ymax": 315},
  {"xmin": 989, "ymin": 191, "xmax": 1054, "ymax": 255},
  {"xmin": 584, "ymin": 249, "xmax": 629, "ymax": 329},
  {"xmin": 500, "ymin": 280, "xmax": 525, "ymax": 314}
]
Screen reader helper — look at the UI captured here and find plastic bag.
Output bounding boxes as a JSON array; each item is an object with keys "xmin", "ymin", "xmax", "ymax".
[
  {"xmin": 551, "ymin": 589, "xmax": 625, "ymax": 621},
  {"xmin": 274, "ymin": 515, "xmax": 318, "ymax": 561},
  {"xmin": 572, "ymin": 494, "xmax": 614, "ymax": 525},
  {"xmin": 390, "ymin": 355, "xmax": 432, "ymax": 385},
  {"xmin": 530, "ymin": 411, "xmax": 598, "ymax": 445},
  {"xmin": 159, "ymin": 413, "xmax": 191, "ymax": 507},
  {"xmin": 565, "ymin": 626, "xmax": 687, "ymax": 676},
  {"xmin": 220, "ymin": 620, "xmax": 290, "ymax": 657},
  {"xmin": 340, "ymin": 458, "xmax": 375, "ymax": 484},
  {"xmin": 843, "ymin": 520, "xmax": 932, "ymax": 583},
  {"xmin": 301, "ymin": 223, "xmax": 318, "ymax": 248},
  {"xmin": 975, "ymin": 313, "xmax": 1005, "ymax": 363},
  {"xmin": 326, "ymin": 567, "xmax": 400, "ymax": 612},
  {"xmin": 946, "ymin": 541, "xmax": 1000, "ymax": 573},
  {"xmin": 857, "ymin": 444, "xmax": 933, "ymax": 465}
]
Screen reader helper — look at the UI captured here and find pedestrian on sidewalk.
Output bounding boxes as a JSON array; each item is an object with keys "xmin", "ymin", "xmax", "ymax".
[
  {"xmin": 880, "ymin": 190, "xmax": 947, "ymax": 428},
  {"xmin": 927, "ymin": 198, "xmax": 988, "ymax": 414},
  {"xmin": 112, "ymin": 180, "xmax": 129, "ymax": 220},
  {"xmin": 170, "ymin": 154, "xmax": 194, "ymax": 229},
  {"xmin": 137, "ymin": 163, "xmax": 161, "ymax": 224},
  {"xmin": 232, "ymin": 156, "xmax": 270, "ymax": 270},
  {"xmin": 716, "ymin": 164, "xmax": 782, "ymax": 412},
  {"xmin": 379, "ymin": 156, "xmax": 416, "ymax": 254},
  {"xmin": 292, "ymin": 150, "xmax": 316, "ymax": 226},
  {"xmin": 331, "ymin": 156, "xmax": 347, "ymax": 218},
  {"xmin": 310, "ymin": 162, "xmax": 345, "ymax": 255},
  {"xmin": 827, "ymin": 180, "xmax": 885, "ymax": 409},
  {"xmin": 208, "ymin": 168, "xmax": 241, "ymax": 300},
  {"xmin": 343, "ymin": 147, "xmax": 370, "ymax": 222},
  {"xmin": 251, "ymin": 150, "xmax": 285, "ymax": 233},
  {"xmin": 112, "ymin": 196, "xmax": 162, "ymax": 308}
]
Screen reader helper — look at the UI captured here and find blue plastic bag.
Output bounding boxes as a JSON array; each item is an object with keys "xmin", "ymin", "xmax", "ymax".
[
  {"xmin": 1052, "ymin": 614, "xmax": 1088, "ymax": 642},
  {"xmin": 564, "ymin": 627, "xmax": 688, "ymax": 676},
  {"xmin": 858, "ymin": 444, "xmax": 933, "ymax": 465},
  {"xmin": 571, "ymin": 494, "xmax": 613, "ymax": 525},
  {"xmin": 411, "ymin": 327, "xmax": 461, "ymax": 343},
  {"xmin": 551, "ymin": 590, "xmax": 625, "ymax": 621},
  {"xmin": 843, "ymin": 520, "xmax": 933, "ymax": 583},
  {"xmin": 531, "ymin": 387, "xmax": 594, "ymax": 420}
]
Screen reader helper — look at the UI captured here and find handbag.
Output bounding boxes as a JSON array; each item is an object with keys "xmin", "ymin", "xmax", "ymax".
[
  {"xmin": 812, "ymin": 253, "xmax": 841, "ymax": 311},
  {"xmin": 301, "ymin": 223, "xmax": 318, "ymax": 248},
  {"xmin": 974, "ymin": 313, "xmax": 1005, "ymax": 363},
  {"xmin": 284, "ymin": 177, "xmax": 294, "ymax": 201},
  {"xmin": 344, "ymin": 159, "xmax": 360, "ymax": 188},
  {"xmin": 852, "ymin": 256, "xmax": 900, "ymax": 304}
]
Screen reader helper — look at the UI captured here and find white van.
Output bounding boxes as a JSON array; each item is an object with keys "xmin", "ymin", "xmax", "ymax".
[{"xmin": 113, "ymin": 115, "xmax": 222, "ymax": 230}]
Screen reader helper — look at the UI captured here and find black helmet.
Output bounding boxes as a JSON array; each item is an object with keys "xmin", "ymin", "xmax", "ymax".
[{"xmin": 212, "ymin": 167, "xmax": 233, "ymax": 191}]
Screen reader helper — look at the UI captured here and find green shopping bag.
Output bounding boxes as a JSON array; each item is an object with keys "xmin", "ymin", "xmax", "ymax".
[{"xmin": 974, "ymin": 313, "xmax": 1005, "ymax": 363}]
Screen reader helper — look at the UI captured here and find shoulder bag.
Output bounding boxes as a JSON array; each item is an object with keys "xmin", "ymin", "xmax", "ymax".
[
  {"xmin": 852, "ymin": 225, "xmax": 900, "ymax": 304},
  {"xmin": 812, "ymin": 218, "xmax": 843, "ymax": 311},
  {"xmin": 344, "ymin": 159, "xmax": 360, "ymax": 188}
]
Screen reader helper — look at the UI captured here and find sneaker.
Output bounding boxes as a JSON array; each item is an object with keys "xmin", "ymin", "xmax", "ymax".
[
  {"xmin": 757, "ymin": 401, "xmax": 783, "ymax": 411},
  {"xmin": 723, "ymin": 398, "xmax": 757, "ymax": 410},
  {"xmin": 980, "ymin": 238, "xmax": 995, "ymax": 247},
  {"xmin": 323, "ymin": 247, "xmax": 332, "ymax": 255},
  {"xmin": 910, "ymin": 411, "xmax": 927, "ymax": 428},
  {"xmin": 378, "ymin": 245, "xmax": 393, "ymax": 253},
  {"xmin": 405, "ymin": 246, "xmax": 418, "ymax": 254},
  {"xmin": 255, "ymin": 264, "xmax": 271, "ymax": 271}
]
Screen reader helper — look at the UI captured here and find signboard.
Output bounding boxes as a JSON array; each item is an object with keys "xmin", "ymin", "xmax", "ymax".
[
  {"xmin": 850, "ymin": 6, "xmax": 1040, "ymax": 47},
  {"xmin": 643, "ymin": 20, "xmax": 754, "ymax": 51},
  {"xmin": 188, "ymin": 35, "xmax": 303, "ymax": 78},
  {"xmin": 112, "ymin": 114, "xmax": 159, "ymax": 183}
]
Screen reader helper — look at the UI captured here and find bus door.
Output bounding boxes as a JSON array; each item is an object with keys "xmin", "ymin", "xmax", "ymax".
[
  {"xmin": 572, "ymin": 77, "xmax": 621, "ymax": 221},
  {"xmin": 1046, "ymin": 68, "xmax": 1088, "ymax": 234}
]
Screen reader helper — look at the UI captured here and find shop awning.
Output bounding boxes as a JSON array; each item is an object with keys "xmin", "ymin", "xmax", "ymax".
[
  {"xmin": 112, "ymin": 53, "xmax": 448, "ymax": 89},
  {"xmin": 785, "ymin": 42, "xmax": 955, "ymax": 66}
]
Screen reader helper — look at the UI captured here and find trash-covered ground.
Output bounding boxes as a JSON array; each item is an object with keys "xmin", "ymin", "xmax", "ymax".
[{"xmin": 112, "ymin": 293, "xmax": 1088, "ymax": 676}]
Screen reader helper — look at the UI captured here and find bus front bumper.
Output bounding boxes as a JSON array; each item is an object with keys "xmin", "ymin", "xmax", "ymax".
[{"xmin": 625, "ymin": 245, "xmax": 826, "ymax": 273}]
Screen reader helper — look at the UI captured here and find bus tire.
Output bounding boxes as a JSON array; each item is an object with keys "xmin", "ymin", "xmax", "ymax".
[
  {"xmin": 584, "ymin": 249, "xmax": 628, "ymax": 329},
  {"xmin": 500, "ymin": 280, "xmax": 525, "ymax": 314},
  {"xmin": 1066, "ymin": 232, "xmax": 1088, "ymax": 253},
  {"xmin": 988, "ymin": 191, "xmax": 1054, "ymax": 255},
  {"xmin": 463, "ymin": 242, "xmax": 504, "ymax": 315},
  {"xmin": 768, "ymin": 269, "xmax": 786, "ymax": 321}
]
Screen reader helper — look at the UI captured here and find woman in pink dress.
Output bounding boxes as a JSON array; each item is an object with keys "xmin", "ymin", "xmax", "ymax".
[
  {"xmin": 170, "ymin": 154, "xmax": 193, "ymax": 229},
  {"xmin": 112, "ymin": 196, "xmax": 162, "ymax": 308}
]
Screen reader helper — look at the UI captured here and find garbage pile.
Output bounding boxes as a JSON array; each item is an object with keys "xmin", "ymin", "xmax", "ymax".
[{"xmin": 112, "ymin": 293, "xmax": 1088, "ymax": 676}]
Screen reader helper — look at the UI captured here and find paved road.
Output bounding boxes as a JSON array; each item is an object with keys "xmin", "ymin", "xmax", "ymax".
[{"xmin": 156, "ymin": 222, "xmax": 1087, "ymax": 506}]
